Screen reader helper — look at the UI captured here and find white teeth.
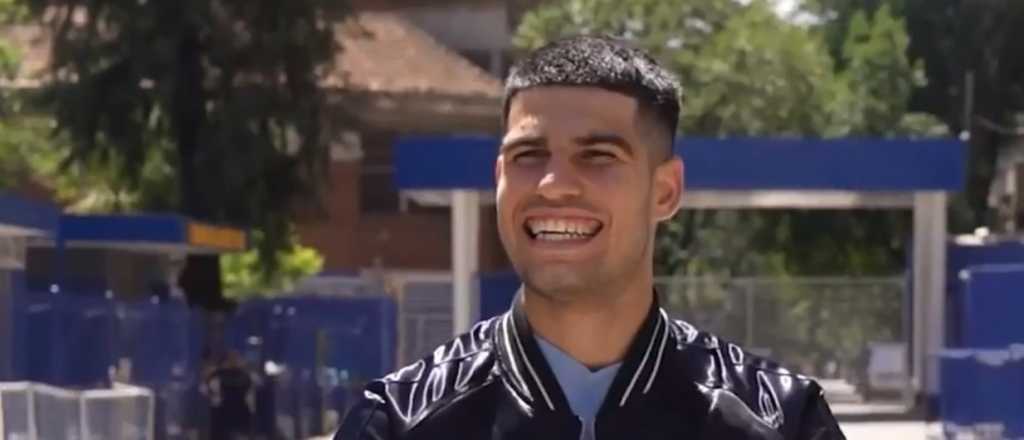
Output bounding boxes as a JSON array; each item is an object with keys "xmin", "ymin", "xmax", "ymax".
[{"xmin": 527, "ymin": 218, "xmax": 601, "ymax": 238}]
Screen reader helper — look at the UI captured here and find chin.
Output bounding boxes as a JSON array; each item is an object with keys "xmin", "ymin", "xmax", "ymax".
[{"xmin": 521, "ymin": 267, "xmax": 601, "ymax": 299}]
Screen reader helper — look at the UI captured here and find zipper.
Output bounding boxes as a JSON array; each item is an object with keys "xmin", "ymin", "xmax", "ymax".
[{"xmin": 577, "ymin": 416, "xmax": 600, "ymax": 440}]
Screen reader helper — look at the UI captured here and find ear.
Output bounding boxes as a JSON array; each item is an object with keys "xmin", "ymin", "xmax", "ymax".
[{"xmin": 652, "ymin": 156, "xmax": 684, "ymax": 222}]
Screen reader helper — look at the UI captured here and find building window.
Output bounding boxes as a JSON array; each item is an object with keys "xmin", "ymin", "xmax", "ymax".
[{"xmin": 360, "ymin": 132, "xmax": 401, "ymax": 213}]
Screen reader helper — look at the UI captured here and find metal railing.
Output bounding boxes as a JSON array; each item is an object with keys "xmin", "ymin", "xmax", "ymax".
[
  {"xmin": 656, "ymin": 276, "xmax": 909, "ymax": 400},
  {"xmin": 0, "ymin": 381, "xmax": 154, "ymax": 440}
]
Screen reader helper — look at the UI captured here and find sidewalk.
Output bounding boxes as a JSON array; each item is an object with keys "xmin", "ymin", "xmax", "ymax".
[{"xmin": 832, "ymin": 401, "xmax": 934, "ymax": 440}]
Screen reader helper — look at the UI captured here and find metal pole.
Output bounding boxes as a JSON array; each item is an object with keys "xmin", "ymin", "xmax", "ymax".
[
  {"xmin": 27, "ymin": 383, "xmax": 37, "ymax": 440},
  {"xmin": 911, "ymin": 194, "xmax": 928, "ymax": 403},
  {"xmin": 925, "ymin": 193, "xmax": 948, "ymax": 410},
  {"xmin": 745, "ymin": 284, "xmax": 755, "ymax": 349},
  {"xmin": 451, "ymin": 190, "xmax": 480, "ymax": 335},
  {"xmin": 912, "ymin": 192, "xmax": 948, "ymax": 413},
  {"xmin": 962, "ymin": 70, "xmax": 975, "ymax": 141}
]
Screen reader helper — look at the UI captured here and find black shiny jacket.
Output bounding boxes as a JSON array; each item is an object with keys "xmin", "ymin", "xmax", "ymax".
[{"xmin": 335, "ymin": 297, "xmax": 846, "ymax": 439}]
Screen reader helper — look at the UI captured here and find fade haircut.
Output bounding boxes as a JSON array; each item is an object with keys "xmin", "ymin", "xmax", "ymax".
[{"xmin": 503, "ymin": 35, "xmax": 681, "ymax": 159}]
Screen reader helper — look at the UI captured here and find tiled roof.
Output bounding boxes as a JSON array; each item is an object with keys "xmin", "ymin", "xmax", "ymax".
[
  {"xmin": 325, "ymin": 12, "xmax": 501, "ymax": 98},
  {"xmin": 0, "ymin": 12, "xmax": 502, "ymax": 99}
]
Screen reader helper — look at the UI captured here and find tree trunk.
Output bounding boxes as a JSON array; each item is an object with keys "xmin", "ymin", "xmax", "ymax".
[{"xmin": 173, "ymin": 24, "xmax": 229, "ymax": 310}]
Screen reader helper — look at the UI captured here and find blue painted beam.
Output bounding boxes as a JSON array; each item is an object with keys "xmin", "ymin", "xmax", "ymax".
[
  {"xmin": 394, "ymin": 136, "xmax": 967, "ymax": 191},
  {"xmin": 60, "ymin": 214, "xmax": 187, "ymax": 243},
  {"xmin": 0, "ymin": 193, "xmax": 61, "ymax": 235},
  {"xmin": 59, "ymin": 215, "xmax": 248, "ymax": 252},
  {"xmin": 680, "ymin": 137, "xmax": 966, "ymax": 191}
]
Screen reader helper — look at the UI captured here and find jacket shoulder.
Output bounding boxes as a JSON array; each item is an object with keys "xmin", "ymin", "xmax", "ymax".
[
  {"xmin": 667, "ymin": 317, "xmax": 819, "ymax": 388},
  {"xmin": 666, "ymin": 318, "xmax": 843, "ymax": 438},
  {"xmin": 336, "ymin": 316, "xmax": 502, "ymax": 439}
]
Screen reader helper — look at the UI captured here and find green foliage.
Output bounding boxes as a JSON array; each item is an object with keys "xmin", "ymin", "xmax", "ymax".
[
  {"xmin": 683, "ymin": 2, "xmax": 837, "ymax": 137},
  {"xmin": 809, "ymin": 0, "xmax": 1024, "ymax": 232},
  {"xmin": 221, "ymin": 229, "xmax": 324, "ymax": 300},
  {"xmin": 1, "ymin": 0, "xmax": 44, "ymax": 191},
  {"xmin": 831, "ymin": 5, "xmax": 916, "ymax": 136},
  {"xmin": 19, "ymin": 0, "xmax": 343, "ymax": 292},
  {"xmin": 516, "ymin": 0, "xmax": 940, "ymax": 280}
]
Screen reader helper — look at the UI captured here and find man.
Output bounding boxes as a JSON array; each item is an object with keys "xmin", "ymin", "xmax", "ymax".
[
  {"xmin": 336, "ymin": 35, "xmax": 845, "ymax": 439},
  {"xmin": 205, "ymin": 350, "xmax": 257, "ymax": 439}
]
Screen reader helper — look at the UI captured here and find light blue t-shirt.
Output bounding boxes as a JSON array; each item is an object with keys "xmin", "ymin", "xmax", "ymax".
[{"xmin": 535, "ymin": 337, "xmax": 622, "ymax": 440}]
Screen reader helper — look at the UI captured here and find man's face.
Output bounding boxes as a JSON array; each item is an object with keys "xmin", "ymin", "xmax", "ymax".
[{"xmin": 496, "ymin": 86, "xmax": 683, "ymax": 300}]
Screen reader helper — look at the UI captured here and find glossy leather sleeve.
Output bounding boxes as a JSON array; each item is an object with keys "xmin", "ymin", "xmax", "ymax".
[
  {"xmin": 334, "ymin": 383, "xmax": 393, "ymax": 440},
  {"xmin": 796, "ymin": 385, "xmax": 846, "ymax": 440}
]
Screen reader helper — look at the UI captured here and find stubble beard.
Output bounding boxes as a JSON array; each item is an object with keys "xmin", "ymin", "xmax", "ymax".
[{"xmin": 517, "ymin": 238, "xmax": 651, "ymax": 305}]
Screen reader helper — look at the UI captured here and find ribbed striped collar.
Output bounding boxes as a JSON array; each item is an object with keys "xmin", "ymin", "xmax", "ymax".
[{"xmin": 492, "ymin": 291, "xmax": 673, "ymax": 416}]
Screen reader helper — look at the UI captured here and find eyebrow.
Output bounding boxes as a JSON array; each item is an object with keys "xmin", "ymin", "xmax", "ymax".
[
  {"xmin": 499, "ymin": 134, "xmax": 545, "ymax": 153},
  {"xmin": 574, "ymin": 133, "xmax": 634, "ymax": 156},
  {"xmin": 498, "ymin": 132, "xmax": 635, "ymax": 156}
]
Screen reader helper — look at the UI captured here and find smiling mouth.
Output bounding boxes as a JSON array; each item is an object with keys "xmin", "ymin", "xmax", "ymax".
[{"xmin": 523, "ymin": 217, "xmax": 603, "ymax": 242}]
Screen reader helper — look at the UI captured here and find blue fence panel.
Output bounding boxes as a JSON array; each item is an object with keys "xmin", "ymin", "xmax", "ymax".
[
  {"xmin": 12, "ymin": 291, "xmax": 115, "ymax": 386},
  {"xmin": 940, "ymin": 348, "xmax": 1024, "ymax": 438},
  {"xmin": 223, "ymin": 295, "xmax": 397, "ymax": 438},
  {"xmin": 961, "ymin": 264, "xmax": 1024, "ymax": 347},
  {"xmin": 61, "ymin": 294, "xmax": 116, "ymax": 386},
  {"xmin": 20, "ymin": 292, "xmax": 57, "ymax": 383},
  {"xmin": 114, "ymin": 299, "xmax": 190, "ymax": 384},
  {"xmin": 946, "ymin": 241, "xmax": 1024, "ymax": 347}
]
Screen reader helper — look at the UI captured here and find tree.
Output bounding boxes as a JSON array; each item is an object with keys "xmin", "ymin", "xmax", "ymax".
[
  {"xmin": 221, "ymin": 228, "xmax": 323, "ymax": 300},
  {"xmin": 21, "ymin": 0, "xmax": 344, "ymax": 308},
  {"xmin": 807, "ymin": 0, "xmax": 1024, "ymax": 232}
]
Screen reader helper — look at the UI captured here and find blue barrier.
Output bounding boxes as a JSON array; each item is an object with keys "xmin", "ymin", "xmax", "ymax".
[
  {"xmin": 946, "ymin": 242, "xmax": 1024, "ymax": 347},
  {"xmin": 11, "ymin": 290, "xmax": 196, "ymax": 388},
  {"xmin": 939, "ymin": 347, "xmax": 1024, "ymax": 438},
  {"xmin": 10, "ymin": 290, "xmax": 400, "ymax": 437},
  {"xmin": 115, "ymin": 299, "xmax": 192, "ymax": 384},
  {"xmin": 230, "ymin": 296, "xmax": 398, "ymax": 381},
  {"xmin": 961, "ymin": 265, "xmax": 1024, "ymax": 348},
  {"xmin": 222, "ymin": 295, "xmax": 397, "ymax": 438},
  {"xmin": 14, "ymin": 291, "xmax": 116, "ymax": 386}
]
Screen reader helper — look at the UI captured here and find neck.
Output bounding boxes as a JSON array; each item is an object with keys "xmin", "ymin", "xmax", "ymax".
[{"xmin": 522, "ymin": 278, "xmax": 654, "ymax": 370}]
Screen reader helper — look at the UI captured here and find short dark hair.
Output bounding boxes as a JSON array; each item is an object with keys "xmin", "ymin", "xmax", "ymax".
[{"xmin": 503, "ymin": 35, "xmax": 681, "ymax": 151}]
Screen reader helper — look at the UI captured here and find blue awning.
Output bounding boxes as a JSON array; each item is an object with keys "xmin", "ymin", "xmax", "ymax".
[
  {"xmin": 394, "ymin": 136, "xmax": 967, "ymax": 191},
  {"xmin": 0, "ymin": 193, "xmax": 61, "ymax": 237},
  {"xmin": 59, "ymin": 215, "xmax": 248, "ymax": 254}
]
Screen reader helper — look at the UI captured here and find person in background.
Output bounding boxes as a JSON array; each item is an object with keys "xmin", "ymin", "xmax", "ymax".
[{"xmin": 206, "ymin": 350, "xmax": 257, "ymax": 440}]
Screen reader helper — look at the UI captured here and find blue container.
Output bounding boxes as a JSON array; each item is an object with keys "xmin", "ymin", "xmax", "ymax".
[
  {"xmin": 946, "ymin": 242, "xmax": 1024, "ymax": 347},
  {"xmin": 961, "ymin": 265, "xmax": 1024, "ymax": 347},
  {"xmin": 939, "ymin": 348, "xmax": 1024, "ymax": 438}
]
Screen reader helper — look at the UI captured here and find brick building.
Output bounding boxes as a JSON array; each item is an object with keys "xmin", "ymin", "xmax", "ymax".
[{"xmin": 295, "ymin": 0, "xmax": 548, "ymax": 282}]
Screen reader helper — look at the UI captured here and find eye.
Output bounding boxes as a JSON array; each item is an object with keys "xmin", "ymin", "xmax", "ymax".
[
  {"xmin": 580, "ymin": 148, "xmax": 618, "ymax": 164},
  {"xmin": 511, "ymin": 148, "xmax": 548, "ymax": 165}
]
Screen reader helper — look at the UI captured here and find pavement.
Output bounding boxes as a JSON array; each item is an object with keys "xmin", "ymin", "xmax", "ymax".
[
  {"xmin": 840, "ymin": 420, "xmax": 933, "ymax": 440},
  {"xmin": 823, "ymin": 379, "xmax": 936, "ymax": 440}
]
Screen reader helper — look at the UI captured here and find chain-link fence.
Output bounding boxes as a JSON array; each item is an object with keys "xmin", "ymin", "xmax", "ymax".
[
  {"xmin": 656, "ymin": 277, "xmax": 908, "ymax": 399},
  {"xmin": 0, "ymin": 381, "xmax": 154, "ymax": 440}
]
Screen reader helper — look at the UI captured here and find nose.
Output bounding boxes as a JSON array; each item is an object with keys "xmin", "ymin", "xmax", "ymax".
[{"xmin": 536, "ymin": 155, "xmax": 583, "ymax": 201}]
